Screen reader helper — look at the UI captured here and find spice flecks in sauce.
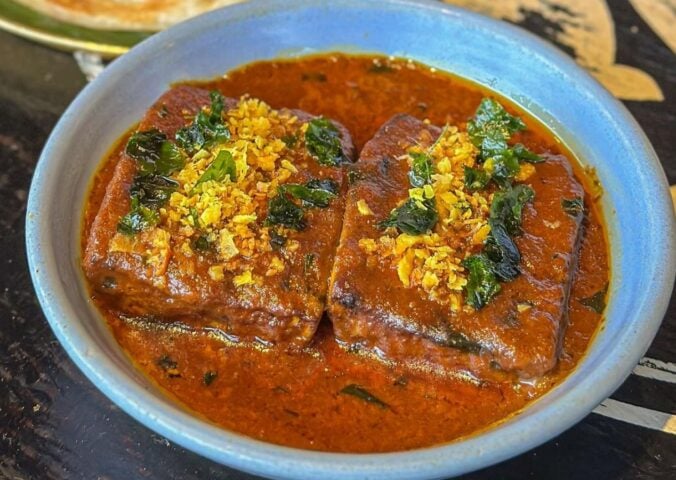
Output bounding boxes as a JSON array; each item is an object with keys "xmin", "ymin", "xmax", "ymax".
[{"xmin": 85, "ymin": 54, "xmax": 609, "ymax": 453}]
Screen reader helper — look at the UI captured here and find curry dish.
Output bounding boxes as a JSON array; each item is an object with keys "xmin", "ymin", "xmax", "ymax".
[{"xmin": 82, "ymin": 54, "xmax": 609, "ymax": 453}]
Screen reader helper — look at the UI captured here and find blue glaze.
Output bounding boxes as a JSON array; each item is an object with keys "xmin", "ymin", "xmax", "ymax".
[{"xmin": 25, "ymin": 1, "xmax": 676, "ymax": 479}]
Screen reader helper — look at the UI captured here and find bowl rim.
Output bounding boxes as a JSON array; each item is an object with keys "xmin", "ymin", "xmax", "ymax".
[{"xmin": 25, "ymin": 0, "xmax": 676, "ymax": 479}]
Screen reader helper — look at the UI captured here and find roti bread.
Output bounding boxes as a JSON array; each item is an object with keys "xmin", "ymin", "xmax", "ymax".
[{"xmin": 14, "ymin": 0, "xmax": 243, "ymax": 31}]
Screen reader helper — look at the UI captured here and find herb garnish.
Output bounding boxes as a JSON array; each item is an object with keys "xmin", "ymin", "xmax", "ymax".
[
  {"xmin": 408, "ymin": 151, "xmax": 434, "ymax": 187},
  {"xmin": 347, "ymin": 170, "xmax": 364, "ymax": 185},
  {"xmin": 463, "ymin": 166, "xmax": 490, "ymax": 191},
  {"xmin": 126, "ymin": 129, "xmax": 185, "ymax": 176},
  {"xmin": 281, "ymin": 134, "xmax": 298, "ymax": 148},
  {"xmin": 280, "ymin": 180, "xmax": 338, "ymax": 208},
  {"xmin": 265, "ymin": 192, "xmax": 306, "ymax": 230},
  {"xmin": 157, "ymin": 355, "xmax": 180, "ymax": 378},
  {"xmin": 579, "ymin": 285, "xmax": 608, "ymax": 314},
  {"xmin": 462, "ymin": 184, "xmax": 534, "ymax": 308},
  {"xmin": 484, "ymin": 223, "xmax": 521, "ymax": 281},
  {"xmin": 305, "ymin": 118, "xmax": 348, "ymax": 166},
  {"xmin": 463, "ymin": 98, "xmax": 541, "ymax": 190},
  {"xmin": 378, "ymin": 198, "xmax": 438, "ymax": 235},
  {"xmin": 192, "ymin": 150, "xmax": 236, "ymax": 193},
  {"xmin": 203, "ymin": 371, "xmax": 218, "ymax": 386},
  {"xmin": 193, "ymin": 235, "xmax": 211, "ymax": 251},
  {"xmin": 467, "ymin": 98, "xmax": 526, "ymax": 158},
  {"xmin": 462, "ymin": 254, "xmax": 502, "ymax": 309},
  {"xmin": 269, "ymin": 230, "xmax": 287, "ymax": 250},
  {"xmin": 490, "ymin": 184, "xmax": 535, "ymax": 235},
  {"xmin": 176, "ymin": 91, "xmax": 231, "ymax": 155},
  {"xmin": 339, "ymin": 384, "xmax": 389, "ymax": 409},
  {"xmin": 119, "ymin": 128, "xmax": 186, "ymax": 235},
  {"xmin": 378, "ymin": 145, "xmax": 439, "ymax": 234},
  {"xmin": 129, "ymin": 174, "xmax": 179, "ymax": 206},
  {"xmin": 117, "ymin": 196, "xmax": 160, "ymax": 235},
  {"xmin": 265, "ymin": 179, "xmax": 339, "ymax": 229},
  {"xmin": 562, "ymin": 197, "xmax": 584, "ymax": 217}
]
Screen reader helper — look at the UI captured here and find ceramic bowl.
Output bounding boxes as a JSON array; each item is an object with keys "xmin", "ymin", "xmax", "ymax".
[{"xmin": 25, "ymin": 0, "xmax": 676, "ymax": 478}]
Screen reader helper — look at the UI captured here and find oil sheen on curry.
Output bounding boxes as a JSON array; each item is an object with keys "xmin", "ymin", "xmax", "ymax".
[{"xmin": 82, "ymin": 54, "xmax": 609, "ymax": 453}]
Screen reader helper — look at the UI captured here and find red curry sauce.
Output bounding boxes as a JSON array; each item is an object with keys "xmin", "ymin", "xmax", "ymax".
[{"xmin": 84, "ymin": 55, "xmax": 609, "ymax": 453}]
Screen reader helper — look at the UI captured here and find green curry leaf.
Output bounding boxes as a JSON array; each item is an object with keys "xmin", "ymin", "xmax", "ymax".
[
  {"xmin": 130, "ymin": 174, "xmax": 179, "ymax": 206},
  {"xmin": 463, "ymin": 166, "xmax": 491, "ymax": 191},
  {"xmin": 513, "ymin": 143, "xmax": 543, "ymax": 163},
  {"xmin": 126, "ymin": 129, "xmax": 185, "ymax": 176},
  {"xmin": 192, "ymin": 150, "xmax": 236, "ymax": 192},
  {"xmin": 378, "ymin": 198, "xmax": 438, "ymax": 235},
  {"xmin": 408, "ymin": 151, "xmax": 434, "ymax": 187},
  {"xmin": 579, "ymin": 285, "xmax": 608, "ymax": 314},
  {"xmin": 304, "ymin": 118, "xmax": 348, "ymax": 166},
  {"xmin": 462, "ymin": 254, "xmax": 501, "ymax": 310},
  {"xmin": 467, "ymin": 98, "xmax": 526, "ymax": 159},
  {"xmin": 489, "ymin": 184, "xmax": 535, "ymax": 235},
  {"xmin": 281, "ymin": 179, "xmax": 338, "ymax": 208},
  {"xmin": 339, "ymin": 384, "xmax": 389, "ymax": 409},
  {"xmin": 176, "ymin": 91, "xmax": 231, "ymax": 155},
  {"xmin": 117, "ymin": 196, "xmax": 160, "ymax": 235},
  {"xmin": 562, "ymin": 197, "xmax": 584, "ymax": 217},
  {"xmin": 484, "ymin": 222, "xmax": 521, "ymax": 281},
  {"xmin": 265, "ymin": 190, "xmax": 306, "ymax": 230}
]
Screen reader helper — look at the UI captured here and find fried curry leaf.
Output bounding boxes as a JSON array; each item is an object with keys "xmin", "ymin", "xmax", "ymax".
[
  {"xmin": 281, "ymin": 179, "xmax": 338, "ymax": 208},
  {"xmin": 192, "ymin": 235, "xmax": 212, "ymax": 252},
  {"xmin": 117, "ymin": 196, "xmax": 160, "ymax": 235},
  {"xmin": 306, "ymin": 178, "xmax": 339, "ymax": 195},
  {"xmin": 463, "ymin": 166, "xmax": 491, "ymax": 191},
  {"xmin": 490, "ymin": 184, "xmax": 535, "ymax": 235},
  {"xmin": 484, "ymin": 222, "xmax": 521, "ymax": 281},
  {"xmin": 562, "ymin": 197, "xmax": 584, "ymax": 217},
  {"xmin": 305, "ymin": 118, "xmax": 348, "ymax": 166},
  {"xmin": 408, "ymin": 151, "xmax": 434, "ymax": 187},
  {"xmin": 378, "ymin": 198, "xmax": 438, "ymax": 235},
  {"xmin": 281, "ymin": 133, "xmax": 298, "ymax": 148},
  {"xmin": 467, "ymin": 98, "xmax": 526, "ymax": 159},
  {"xmin": 203, "ymin": 371, "xmax": 218, "ymax": 386},
  {"xmin": 486, "ymin": 150, "xmax": 521, "ymax": 188},
  {"xmin": 157, "ymin": 141, "xmax": 186, "ymax": 175},
  {"xmin": 193, "ymin": 150, "xmax": 236, "ymax": 191},
  {"xmin": 130, "ymin": 174, "xmax": 179, "ymax": 206},
  {"xmin": 265, "ymin": 190, "xmax": 306, "ymax": 230},
  {"xmin": 126, "ymin": 129, "xmax": 164, "ymax": 164},
  {"xmin": 340, "ymin": 384, "xmax": 389, "ymax": 409},
  {"xmin": 269, "ymin": 230, "xmax": 287, "ymax": 250},
  {"xmin": 157, "ymin": 355, "xmax": 178, "ymax": 370},
  {"xmin": 126, "ymin": 129, "xmax": 185, "ymax": 176},
  {"xmin": 176, "ymin": 91, "xmax": 231, "ymax": 154},
  {"xmin": 513, "ymin": 143, "xmax": 543, "ymax": 163},
  {"xmin": 579, "ymin": 285, "xmax": 608, "ymax": 314},
  {"xmin": 462, "ymin": 254, "xmax": 501, "ymax": 310},
  {"xmin": 347, "ymin": 170, "xmax": 364, "ymax": 185}
]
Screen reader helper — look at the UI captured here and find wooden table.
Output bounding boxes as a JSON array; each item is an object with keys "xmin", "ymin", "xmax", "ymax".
[{"xmin": 0, "ymin": 1, "xmax": 673, "ymax": 478}]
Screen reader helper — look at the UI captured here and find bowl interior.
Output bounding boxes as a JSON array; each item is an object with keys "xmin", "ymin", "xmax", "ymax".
[{"xmin": 26, "ymin": 1, "xmax": 675, "ymax": 479}]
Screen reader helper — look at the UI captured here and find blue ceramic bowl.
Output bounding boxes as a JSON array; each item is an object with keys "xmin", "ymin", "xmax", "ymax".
[{"xmin": 25, "ymin": 0, "xmax": 675, "ymax": 478}]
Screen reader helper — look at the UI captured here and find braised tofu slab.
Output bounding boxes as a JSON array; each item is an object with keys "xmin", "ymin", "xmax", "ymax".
[
  {"xmin": 329, "ymin": 106, "xmax": 584, "ymax": 380},
  {"xmin": 84, "ymin": 85, "xmax": 355, "ymax": 347}
]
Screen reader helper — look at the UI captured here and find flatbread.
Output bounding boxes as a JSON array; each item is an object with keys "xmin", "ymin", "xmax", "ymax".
[{"xmin": 14, "ymin": 0, "xmax": 244, "ymax": 31}]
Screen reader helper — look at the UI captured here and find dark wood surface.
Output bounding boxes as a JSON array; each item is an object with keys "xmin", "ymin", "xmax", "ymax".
[{"xmin": 0, "ymin": 1, "xmax": 674, "ymax": 478}]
